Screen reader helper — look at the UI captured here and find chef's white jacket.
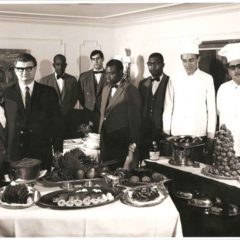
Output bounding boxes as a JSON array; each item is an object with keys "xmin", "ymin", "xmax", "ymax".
[
  {"xmin": 217, "ymin": 80, "xmax": 240, "ymax": 156},
  {"xmin": 163, "ymin": 69, "xmax": 217, "ymax": 138}
]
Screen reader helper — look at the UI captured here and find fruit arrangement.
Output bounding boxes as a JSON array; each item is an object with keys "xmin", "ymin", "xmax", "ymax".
[
  {"xmin": 209, "ymin": 124, "xmax": 240, "ymax": 178},
  {"xmin": 132, "ymin": 185, "xmax": 160, "ymax": 202},
  {"xmin": 169, "ymin": 136, "xmax": 203, "ymax": 148},
  {"xmin": 1, "ymin": 184, "xmax": 29, "ymax": 204},
  {"xmin": 45, "ymin": 148, "xmax": 109, "ymax": 182},
  {"xmin": 114, "ymin": 168, "xmax": 167, "ymax": 186}
]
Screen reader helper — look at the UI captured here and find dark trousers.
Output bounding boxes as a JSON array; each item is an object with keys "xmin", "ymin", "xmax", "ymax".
[{"xmin": 100, "ymin": 125, "xmax": 130, "ymax": 170}]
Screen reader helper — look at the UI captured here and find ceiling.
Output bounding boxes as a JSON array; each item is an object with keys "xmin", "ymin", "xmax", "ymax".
[{"xmin": 0, "ymin": 2, "xmax": 238, "ymax": 26}]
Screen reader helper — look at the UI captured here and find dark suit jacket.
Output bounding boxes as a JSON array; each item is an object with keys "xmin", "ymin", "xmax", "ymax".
[
  {"xmin": 138, "ymin": 73, "xmax": 169, "ymax": 130},
  {"xmin": 99, "ymin": 81, "xmax": 141, "ymax": 145},
  {"xmin": 40, "ymin": 73, "xmax": 78, "ymax": 116},
  {"xmin": 0, "ymin": 99, "xmax": 18, "ymax": 169},
  {"xmin": 4, "ymin": 82, "xmax": 63, "ymax": 170},
  {"xmin": 78, "ymin": 69, "xmax": 107, "ymax": 111}
]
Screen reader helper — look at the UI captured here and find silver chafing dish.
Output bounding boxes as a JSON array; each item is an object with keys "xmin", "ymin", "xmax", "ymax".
[{"xmin": 166, "ymin": 135, "xmax": 205, "ymax": 167}]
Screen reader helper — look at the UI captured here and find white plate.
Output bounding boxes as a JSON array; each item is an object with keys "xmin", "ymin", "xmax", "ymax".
[{"xmin": 0, "ymin": 185, "xmax": 41, "ymax": 209}]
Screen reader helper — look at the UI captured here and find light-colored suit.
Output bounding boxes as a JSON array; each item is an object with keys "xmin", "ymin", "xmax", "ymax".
[{"xmin": 40, "ymin": 73, "xmax": 78, "ymax": 116}]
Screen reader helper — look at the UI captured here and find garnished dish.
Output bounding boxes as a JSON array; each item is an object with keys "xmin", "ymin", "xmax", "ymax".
[
  {"xmin": 202, "ymin": 125, "xmax": 240, "ymax": 180},
  {"xmin": 44, "ymin": 148, "xmax": 109, "ymax": 185},
  {"xmin": 38, "ymin": 186, "xmax": 122, "ymax": 209},
  {"xmin": 121, "ymin": 184, "xmax": 168, "ymax": 207},
  {"xmin": 167, "ymin": 135, "xmax": 204, "ymax": 148},
  {"xmin": 0, "ymin": 183, "xmax": 40, "ymax": 209},
  {"xmin": 113, "ymin": 168, "xmax": 168, "ymax": 187}
]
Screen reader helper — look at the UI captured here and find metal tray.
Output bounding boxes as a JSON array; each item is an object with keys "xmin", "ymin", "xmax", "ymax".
[
  {"xmin": 37, "ymin": 186, "xmax": 123, "ymax": 210},
  {"xmin": 0, "ymin": 185, "xmax": 40, "ymax": 209},
  {"xmin": 42, "ymin": 177, "xmax": 106, "ymax": 187},
  {"xmin": 114, "ymin": 168, "xmax": 169, "ymax": 187},
  {"xmin": 121, "ymin": 183, "xmax": 168, "ymax": 207},
  {"xmin": 201, "ymin": 166, "xmax": 239, "ymax": 180}
]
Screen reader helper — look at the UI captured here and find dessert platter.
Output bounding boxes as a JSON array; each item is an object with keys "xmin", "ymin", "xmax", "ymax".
[
  {"xmin": 0, "ymin": 183, "xmax": 40, "ymax": 209},
  {"xmin": 202, "ymin": 125, "xmax": 240, "ymax": 180},
  {"xmin": 121, "ymin": 183, "xmax": 168, "ymax": 207},
  {"xmin": 38, "ymin": 186, "xmax": 122, "ymax": 209},
  {"xmin": 112, "ymin": 167, "xmax": 168, "ymax": 187}
]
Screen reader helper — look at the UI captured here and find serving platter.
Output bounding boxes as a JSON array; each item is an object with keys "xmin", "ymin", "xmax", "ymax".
[
  {"xmin": 201, "ymin": 166, "xmax": 239, "ymax": 180},
  {"xmin": 37, "ymin": 186, "xmax": 123, "ymax": 210},
  {"xmin": 121, "ymin": 183, "xmax": 168, "ymax": 207},
  {"xmin": 113, "ymin": 168, "xmax": 168, "ymax": 188},
  {"xmin": 0, "ymin": 185, "xmax": 40, "ymax": 209}
]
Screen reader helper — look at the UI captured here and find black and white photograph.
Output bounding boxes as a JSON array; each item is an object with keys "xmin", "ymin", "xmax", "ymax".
[{"xmin": 0, "ymin": 0, "xmax": 240, "ymax": 238}]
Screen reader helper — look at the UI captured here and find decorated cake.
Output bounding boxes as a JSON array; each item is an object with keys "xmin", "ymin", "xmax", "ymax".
[{"xmin": 203, "ymin": 125, "xmax": 240, "ymax": 179}]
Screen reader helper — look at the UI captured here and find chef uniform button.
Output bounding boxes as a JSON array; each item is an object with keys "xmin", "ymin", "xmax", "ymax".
[
  {"xmin": 2, "ymin": 150, "xmax": 6, "ymax": 155},
  {"xmin": 20, "ymin": 143, "xmax": 23, "ymax": 147},
  {"xmin": 29, "ymin": 129, "xmax": 33, "ymax": 133},
  {"xmin": 104, "ymin": 117, "xmax": 106, "ymax": 121},
  {"xmin": 20, "ymin": 131, "xmax": 24, "ymax": 134}
]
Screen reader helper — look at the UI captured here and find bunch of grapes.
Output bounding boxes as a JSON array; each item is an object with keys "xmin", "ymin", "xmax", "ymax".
[{"xmin": 210, "ymin": 124, "xmax": 240, "ymax": 177}]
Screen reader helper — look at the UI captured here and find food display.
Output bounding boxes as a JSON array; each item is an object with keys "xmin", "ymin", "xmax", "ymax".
[
  {"xmin": 168, "ymin": 135, "xmax": 204, "ymax": 148},
  {"xmin": 113, "ymin": 168, "xmax": 167, "ymax": 187},
  {"xmin": 38, "ymin": 186, "xmax": 122, "ymax": 209},
  {"xmin": 202, "ymin": 125, "xmax": 240, "ymax": 179},
  {"xmin": 0, "ymin": 183, "xmax": 40, "ymax": 209},
  {"xmin": 167, "ymin": 135, "xmax": 204, "ymax": 166},
  {"xmin": 10, "ymin": 158, "xmax": 41, "ymax": 181},
  {"xmin": 82, "ymin": 133, "xmax": 100, "ymax": 150},
  {"xmin": 121, "ymin": 184, "xmax": 168, "ymax": 207},
  {"xmin": 44, "ymin": 148, "xmax": 108, "ymax": 184}
]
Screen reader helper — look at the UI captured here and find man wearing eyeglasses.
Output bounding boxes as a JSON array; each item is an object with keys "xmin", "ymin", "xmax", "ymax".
[
  {"xmin": 138, "ymin": 52, "xmax": 169, "ymax": 160},
  {"xmin": 163, "ymin": 40, "xmax": 216, "ymax": 163},
  {"xmin": 78, "ymin": 50, "xmax": 107, "ymax": 133},
  {"xmin": 40, "ymin": 54, "xmax": 79, "ymax": 139},
  {"xmin": 4, "ymin": 53, "xmax": 63, "ymax": 171},
  {"xmin": 217, "ymin": 43, "xmax": 240, "ymax": 156}
]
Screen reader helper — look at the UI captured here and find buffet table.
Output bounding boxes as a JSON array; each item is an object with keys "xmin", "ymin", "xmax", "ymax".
[
  {"xmin": 146, "ymin": 157, "xmax": 240, "ymax": 237},
  {"xmin": 0, "ymin": 183, "xmax": 182, "ymax": 237}
]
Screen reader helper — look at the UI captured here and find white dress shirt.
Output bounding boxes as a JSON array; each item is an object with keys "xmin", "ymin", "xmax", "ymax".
[
  {"xmin": 152, "ymin": 74, "xmax": 163, "ymax": 95},
  {"xmin": 163, "ymin": 69, "xmax": 217, "ymax": 138},
  {"xmin": 94, "ymin": 68, "xmax": 104, "ymax": 84},
  {"xmin": 217, "ymin": 80, "xmax": 240, "ymax": 156},
  {"xmin": 18, "ymin": 81, "xmax": 34, "ymax": 108},
  {"xmin": 0, "ymin": 105, "xmax": 6, "ymax": 128},
  {"xmin": 55, "ymin": 73, "xmax": 64, "ymax": 93}
]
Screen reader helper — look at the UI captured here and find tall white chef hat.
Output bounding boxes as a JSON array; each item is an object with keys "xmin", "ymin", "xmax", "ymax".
[
  {"xmin": 218, "ymin": 43, "xmax": 240, "ymax": 63},
  {"xmin": 179, "ymin": 38, "xmax": 201, "ymax": 55}
]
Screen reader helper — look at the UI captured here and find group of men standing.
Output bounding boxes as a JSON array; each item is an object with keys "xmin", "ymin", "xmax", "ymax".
[{"xmin": 0, "ymin": 41, "xmax": 240, "ymax": 178}]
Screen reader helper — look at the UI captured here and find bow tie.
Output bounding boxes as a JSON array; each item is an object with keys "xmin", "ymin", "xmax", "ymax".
[
  {"xmin": 111, "ymin": 84, "xmax": 118, "ymax": 89},
  {"xmin": 151, "ymin": 77, "xmax": 160, "ymax": 82},
  {"xmin": 57, "ymin": 74, "xmax": 64, "ymax": 80},
  {"xmin": 94, "ymin": 71, "xmax": 104, "ymax": 74}
]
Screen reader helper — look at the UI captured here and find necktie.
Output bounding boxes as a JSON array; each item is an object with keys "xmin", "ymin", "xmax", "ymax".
[{"xmin": 25, "ymin": 86, "xmax": 31, "ymax": 112}]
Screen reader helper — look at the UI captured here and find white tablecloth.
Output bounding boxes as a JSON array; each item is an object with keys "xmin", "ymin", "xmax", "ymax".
[
  {"xmin": 146, "ymin": 157, "xmax": 240, "ymax": 188},
  {"xmin": 0, "ymin": 183, "xmax": 182, "ymax": 237}
]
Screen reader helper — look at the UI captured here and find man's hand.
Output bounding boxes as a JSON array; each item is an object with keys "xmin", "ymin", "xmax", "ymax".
[{"xmin": 123, "ymin": 143, "xmax": 137, "ymax": 170}]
